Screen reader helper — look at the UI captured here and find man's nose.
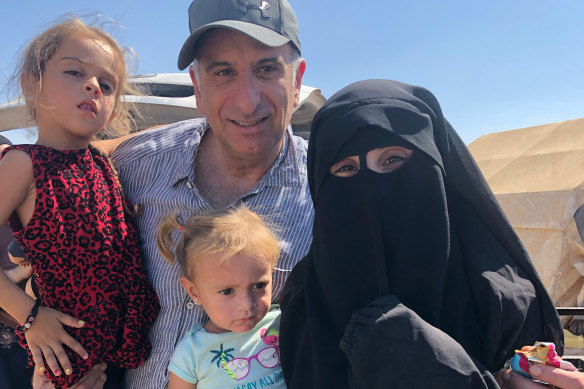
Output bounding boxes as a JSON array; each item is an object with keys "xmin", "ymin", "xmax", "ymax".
[{"xmin": 233, "ymin": 73, "xmax": 261, "ymax": 115}]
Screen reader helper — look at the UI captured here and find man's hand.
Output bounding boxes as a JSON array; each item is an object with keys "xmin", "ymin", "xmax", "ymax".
[
  {"xmin": 497, "ymin": 364, "xmax": 584, "ymax": 389},
  {"xmin": 25, "ymin": 307, "xmax": 88, "ymax": 377},
  {"xmin": 32, "ymin": 362, "xmax": 107, "ymax": 389}
]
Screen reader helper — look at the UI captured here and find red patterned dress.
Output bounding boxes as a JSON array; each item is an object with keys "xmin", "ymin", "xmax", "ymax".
[{"xmin": 2, "ymin": 144, "xmax": 160, "ymax": 388}]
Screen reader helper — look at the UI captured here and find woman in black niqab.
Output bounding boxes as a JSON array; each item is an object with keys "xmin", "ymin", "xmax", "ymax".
[{"xmin": 279, "ymin": 80, "xmax": 563, "ymax": 388}]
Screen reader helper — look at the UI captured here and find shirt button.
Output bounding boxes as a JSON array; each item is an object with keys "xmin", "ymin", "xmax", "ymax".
[{"xmin": 186, "ymin": 301, "xmax": 195, "ymax": 310}]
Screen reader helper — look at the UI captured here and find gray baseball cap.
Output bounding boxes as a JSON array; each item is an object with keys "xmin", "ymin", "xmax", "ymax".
[{"xmin": 177, "ymin": 0, "xmax": 301, "ymax": 70}]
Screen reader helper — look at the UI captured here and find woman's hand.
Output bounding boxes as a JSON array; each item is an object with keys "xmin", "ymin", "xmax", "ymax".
[
  {"xmin": 497, "ymin": 363, "xmax": 584, "ymax": 389},
  {"xmin": 25, "ymin": 306, "xmax": 88, "ymax": 378}
]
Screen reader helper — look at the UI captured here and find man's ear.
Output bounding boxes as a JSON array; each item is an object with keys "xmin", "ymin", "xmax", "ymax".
[
  {"xmin": 189, "ymin": 65, "xmax": 206, "ymax": 115},
  {"xmin": 293, "ymin": 59, "xmax": 307, "ymax": 108},
  {"xmin": 180, "ymin": 276, "xmax": 200, "ymax": 301}
]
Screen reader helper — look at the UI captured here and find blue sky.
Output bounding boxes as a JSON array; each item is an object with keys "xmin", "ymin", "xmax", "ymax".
[{"xmin": 1, "ymin": 1, "xmax": 582, "ymax": 144}]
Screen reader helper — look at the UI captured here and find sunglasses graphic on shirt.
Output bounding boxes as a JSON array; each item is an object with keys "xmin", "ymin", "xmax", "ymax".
[{"xmin": 224, "ymin": 346, "xmax": 280, "ymax": 380}]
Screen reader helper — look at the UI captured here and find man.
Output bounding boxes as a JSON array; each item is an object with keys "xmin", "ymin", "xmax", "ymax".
[{"xmin": 50, "ymin": 1, "xmax": 311, "ymax": 388}]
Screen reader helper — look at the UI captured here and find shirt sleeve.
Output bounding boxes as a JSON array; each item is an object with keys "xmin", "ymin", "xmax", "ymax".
[{"xmin": 168, "ymin": 333, "xmax": 199, "ymax": 384}]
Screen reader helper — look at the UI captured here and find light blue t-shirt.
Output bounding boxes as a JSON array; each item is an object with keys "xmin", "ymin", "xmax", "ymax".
[{"xmin": 169, "ymin": 306, "xmax": 286, "ymax": 389}]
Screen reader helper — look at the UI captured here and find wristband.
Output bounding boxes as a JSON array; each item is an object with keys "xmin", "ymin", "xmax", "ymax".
[{"xmin": 15, "ymin": 299, "xmax": 41, "ymax": 335}]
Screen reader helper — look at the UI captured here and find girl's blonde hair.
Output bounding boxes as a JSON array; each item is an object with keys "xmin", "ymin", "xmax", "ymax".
[
  {"xmin": 157, "ymin": 207, "xmax": 281, "ymax": 280},
  {"xmin": 17, "ymin": 15, "xmax": 141, "ymax": 137}
]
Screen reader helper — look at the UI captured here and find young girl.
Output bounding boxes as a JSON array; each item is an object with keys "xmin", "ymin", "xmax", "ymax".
[
  {"xmin": 157, "ymin": 206, "xmax": 286, "ymax": 389},
  {"xmin": 0, "ymin": 17, "xmax": 159, "ymax": 388}
]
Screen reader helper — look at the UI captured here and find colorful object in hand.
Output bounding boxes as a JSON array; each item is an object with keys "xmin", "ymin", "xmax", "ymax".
[{"xmin": 508, "ymin": 342, "xmax": 562, "ymax": 379}]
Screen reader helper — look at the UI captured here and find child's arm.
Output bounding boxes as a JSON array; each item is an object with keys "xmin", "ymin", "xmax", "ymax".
[
  {"xmin": 168, "ymin": 331, "xmax": 199, "ymax": 389},
  {"xmin": 0, "ymin": 150, "xmax": 88, "ymax": 377},
  {"xmin": 0, "ymin": 149, "xmax": 33, "ymax": 239},
  {"xmin": 168, "ymin": 372, "xmax": 196, "ymax": 389},
  {"xmin": 0, "ymin": 271, "xmax": 88, "ymax": 376}
]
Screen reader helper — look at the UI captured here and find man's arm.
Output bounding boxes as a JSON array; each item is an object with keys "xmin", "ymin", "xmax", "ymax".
[
  {"xmin": 92, "ymin": 134, "xmax": 136, "ymax": 157},
  {"xmin": 92, "ymin": 125, "xmax": 167, "ymax": 156}
]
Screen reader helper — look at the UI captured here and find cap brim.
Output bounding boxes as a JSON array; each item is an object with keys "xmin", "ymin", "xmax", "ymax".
[{"xmin": 177, "ymin": 20, "xmax": 291, "ymax": 70}]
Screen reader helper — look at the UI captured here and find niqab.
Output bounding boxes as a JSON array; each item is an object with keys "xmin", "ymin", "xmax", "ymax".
[{"xmin": 280, "ymin": 80, "xmax": 563, "ymax": 388}]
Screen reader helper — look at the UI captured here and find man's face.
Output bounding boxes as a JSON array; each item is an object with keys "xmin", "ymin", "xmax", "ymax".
[{"xmin": 190, "ymin": 29, "xmax": 305, "ymax": 159}]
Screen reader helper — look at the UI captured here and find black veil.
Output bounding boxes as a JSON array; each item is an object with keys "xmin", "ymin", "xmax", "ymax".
[{"xmin": 280, "ymin": 79, "xmax": 563, "ymax": 388}]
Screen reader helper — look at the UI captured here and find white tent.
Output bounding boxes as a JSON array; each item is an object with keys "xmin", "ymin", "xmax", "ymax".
[{"xmin": 468, "ymin": 118, "xmax": 584, "ymax": 308}]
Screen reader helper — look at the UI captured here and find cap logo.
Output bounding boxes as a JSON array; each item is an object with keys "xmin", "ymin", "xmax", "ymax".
[{"xmin": 236, "ymin": 0, "xmax": 271, "ymax": 18}]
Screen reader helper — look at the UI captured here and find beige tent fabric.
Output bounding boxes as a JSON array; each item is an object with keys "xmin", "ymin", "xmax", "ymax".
[{"xmin": 468, "ymin": 118, "xmax": 584, "ymax": 307}]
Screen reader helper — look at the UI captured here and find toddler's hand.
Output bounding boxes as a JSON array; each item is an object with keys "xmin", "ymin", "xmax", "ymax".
[{"xmin": 25, "ymin": 306, "xmax": 88, "ymax": 378}]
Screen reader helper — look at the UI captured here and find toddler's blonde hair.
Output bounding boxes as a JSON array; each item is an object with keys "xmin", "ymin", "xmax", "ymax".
[{"xmin": 157, "ymin": 206, "xmax": 281, "ymax": 280}]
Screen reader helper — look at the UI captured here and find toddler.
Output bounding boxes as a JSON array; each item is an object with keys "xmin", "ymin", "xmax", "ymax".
[{"xmin": 157, "ymin": 206, "xmax": 285, "ymax": 389}]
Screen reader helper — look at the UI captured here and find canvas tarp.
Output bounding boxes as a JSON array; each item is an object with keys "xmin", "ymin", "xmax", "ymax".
[{"xmin": 468, "ymin": 118, "xmax": 584, "ymax": 308}]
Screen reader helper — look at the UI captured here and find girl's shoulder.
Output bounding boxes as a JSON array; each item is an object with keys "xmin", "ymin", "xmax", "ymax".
[
  {"xmin": 4, "ymin": 144, "xmax": 69, "ymax": 161},
  {"xmin": 0, "ymin": 146, "xmax": 35, "ymax": 227},
  {"xmin": 0, "ymin": 145, "xmax": 34, "ymax": 171}
]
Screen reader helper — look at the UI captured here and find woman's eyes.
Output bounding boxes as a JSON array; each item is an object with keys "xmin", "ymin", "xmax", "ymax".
[
  {"xmin": 382, "ymin": 155, "xmax": 405, "ymax": 166},
  {"xmin": 367, "ymin": 146, "xmax": 413, "ymax": 173},
  {"xmin": 335, "ymin": 165, "xmax": 357, "ymax": 173},
  {"xmin": 329, "ymin": 146, "xmax": 413, "ymax": 177},
  {"xmin": 329, "ymin": 157, "xmax": 360, "ymax": 177}
]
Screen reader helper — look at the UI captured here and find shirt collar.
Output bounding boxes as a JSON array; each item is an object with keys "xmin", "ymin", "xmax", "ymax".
[
  {"xmin": 261, "ymin": 126, "xmax": 303, "ymax": 189},
  {"xmin": 171, "ymin": 120, "xmax": 207, "ymax": 187}
]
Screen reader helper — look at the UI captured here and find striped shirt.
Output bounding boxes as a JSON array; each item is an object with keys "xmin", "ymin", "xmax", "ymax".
[{"xmin": 111, "ymin": 119, "xmax": 314, "ymax": 389}]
